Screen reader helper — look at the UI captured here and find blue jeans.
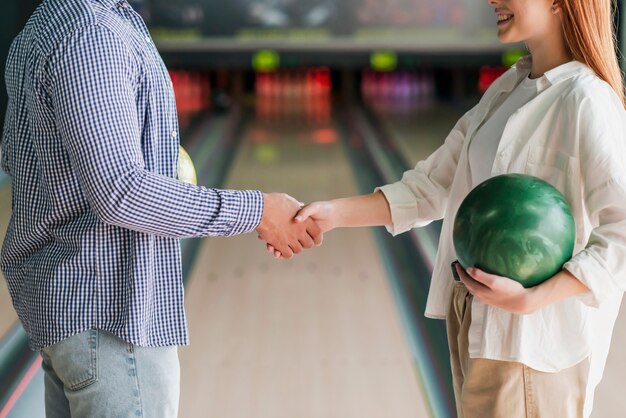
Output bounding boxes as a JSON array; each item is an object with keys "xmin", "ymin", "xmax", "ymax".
[{"xmin": 40, "ymin": 330, "xmax": 180, "ymax": 418}]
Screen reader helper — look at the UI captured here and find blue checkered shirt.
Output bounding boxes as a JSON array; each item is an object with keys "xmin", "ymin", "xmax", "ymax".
[{"xmin": 1, "ymin": 0, "xmax": 264, "ymax": 350}]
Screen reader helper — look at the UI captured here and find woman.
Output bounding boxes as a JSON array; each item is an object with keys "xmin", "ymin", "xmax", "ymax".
[{"xmin": 274, "ymin": 0, "xmax": 626, "ymax": 416}]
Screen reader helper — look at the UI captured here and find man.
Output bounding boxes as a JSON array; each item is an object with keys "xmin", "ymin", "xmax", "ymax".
[{"xmin": 0, "ymin": 0, "xmax": 321, "ymax": 416}]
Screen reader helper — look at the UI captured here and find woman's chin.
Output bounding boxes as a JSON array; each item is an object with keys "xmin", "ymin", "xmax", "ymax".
[{"xmin": 497, "ymin": 34, "xmax": 520, "ymax": 45}]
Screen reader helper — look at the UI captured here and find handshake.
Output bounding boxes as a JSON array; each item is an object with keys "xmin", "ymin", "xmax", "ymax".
[
  {"xmin": 255, "ymin": 192, "xmax": 332, "ymax": 259},
  {"xmin": 255, "ymin": 191, "xmax": 389, "ymax": 259}
]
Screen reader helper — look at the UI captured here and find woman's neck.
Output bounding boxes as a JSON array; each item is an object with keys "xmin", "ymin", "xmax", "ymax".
[
  {"xmin": 529, "ymin": 49, "xmax": 572, "ymax": 79},
  {"xmin": 527, "ymin": 36, "xmax": 572, "ymax": 79}
]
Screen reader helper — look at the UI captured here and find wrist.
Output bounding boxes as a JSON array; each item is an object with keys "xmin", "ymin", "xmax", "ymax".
[
  {"xmin": 529, "ymin": 269, "xmax": 589, "ymax": 309},
  {"xmin": 257, "ymin": 193, "xmax": 272, "ymax": 233},
  {"xmin": 325, "ymin": 200, "xmax": 341, "ymax": 230},
  {"xmin": 522, "ymin": 286, "xmax": 545, "ymax": 313}
]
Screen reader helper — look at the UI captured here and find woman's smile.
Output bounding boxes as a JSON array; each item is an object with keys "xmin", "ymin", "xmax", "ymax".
[{"xmin": 497, "ymin": 13, "xmax": 514, "ymax": 26}]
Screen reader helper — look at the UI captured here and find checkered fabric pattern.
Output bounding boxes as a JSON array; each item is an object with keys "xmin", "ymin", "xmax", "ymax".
[{"xmin": 1, "ymin": 0, "xmax": 263, "ymax": 350}]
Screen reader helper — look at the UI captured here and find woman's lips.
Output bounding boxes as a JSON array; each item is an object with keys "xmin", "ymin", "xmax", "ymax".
[{"xmin": 497, "ymin": 14, "xmax": 513, "ymax": 26}]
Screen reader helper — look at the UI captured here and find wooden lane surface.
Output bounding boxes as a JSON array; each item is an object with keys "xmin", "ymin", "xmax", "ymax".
[{"xmin": 178, "ymin": 116, "xmax": 430, "ymax": 418}]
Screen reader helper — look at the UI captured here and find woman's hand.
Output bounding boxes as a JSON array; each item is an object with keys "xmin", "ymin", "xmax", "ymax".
[
  {"xmin": 454, "ymin": 263, "xmax": 589, "ymax": 315},
  {"xmin": 264, "ymin": 192, "xmax": 392, "ymax": 259},
  {"xmin": 295, "ymin": 201, "xmax": 338, "ymax": 233},
  {"xmin": 264, "ymin": 201, "xmax": 335, "ymax": 258},
  {"xmin": 454, "ymin": 263, "xmax": 541, "ymax": 314}
]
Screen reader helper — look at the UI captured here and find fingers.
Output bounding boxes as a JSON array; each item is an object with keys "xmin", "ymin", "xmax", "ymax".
[
  {"xmin": 457, "ymin": 264, "xmax": 497, "ymax": 289},
  {"xmin": 298, "ymin": 233, "xmax": 316, "ymax": 250},
  {"xmin": 309, "ymin": 226, "xmax": 323, "ymax": 246},
  {"xmin": 466, "ymin": 267, "xmax": 497, "ymax": 288},
  {"xmin": 266, "ymin": 232, "xmax": 320, "ymax": 258},
  {"xmin": 304, "ymin": 218, "xmax": 323, "ymax": 246},
  {"xmin": 262, "ymin": 234, "xmax": 301, "ymax": 259},
  {"xmin": 259, "ymin": 197, "xmax": 328, "ymax": 259},
  {"xmin": 266, "ymin": 243, "xmax": 286, "ymax": 259},
  {"xmin": 457, "ymin": 264, "xmax": 533, "ymax": 314},
  {"xmin": 290, "ymin": 240, "xmax": 304, "ymax": 255},
  {"xmin": 456, "ymin": 263, "xmax": 489, "ymax": 296},
  {"xmin": 278, "ymin": 245, "xmax": 294, "ymax": 259},
  {"xmin": 294, "ymin": 204, "xmax": 314, "ymax": 223},
  {"xmin": 461, "ymin": 275, "xmax": 487, "ymax": 298}
]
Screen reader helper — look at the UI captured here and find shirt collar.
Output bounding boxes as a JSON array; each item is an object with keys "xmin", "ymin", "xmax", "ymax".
[
  {"xmin": 512, "ymin": 55, "xmax": 593, "ymax": 92},
  {"xmin": 543, "ymin": 60, "xmax": 594, "ymax": 85}
]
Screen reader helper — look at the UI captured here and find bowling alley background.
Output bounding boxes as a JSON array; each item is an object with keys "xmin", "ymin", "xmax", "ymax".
[{"xmin": 0, "ymin": 1, "xmax": 625, "ymax": 417}]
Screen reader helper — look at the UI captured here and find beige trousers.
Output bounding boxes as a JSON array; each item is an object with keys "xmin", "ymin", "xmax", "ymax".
[{"xmin": 446, "ymin": 282, "xmax": 589, "ymax": 418}]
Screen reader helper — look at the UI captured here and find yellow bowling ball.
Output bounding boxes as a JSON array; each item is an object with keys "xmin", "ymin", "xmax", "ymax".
[{"xmin": 177, "ymin": 145, "xmax": 197, "ymax": 186}]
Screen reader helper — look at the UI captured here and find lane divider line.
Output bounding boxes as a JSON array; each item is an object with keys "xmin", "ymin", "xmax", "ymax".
[{"xmin": 0, "ymin": 356, "xmax": 42, "ymax": 418}]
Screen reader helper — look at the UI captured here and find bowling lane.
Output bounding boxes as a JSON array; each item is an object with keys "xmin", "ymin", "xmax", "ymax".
[
  {"xmin": 179, "ymin": 99, "xmax": 431, "ymax": 418},
  {"xmin": 367, "ymin": 100, "xmax": 467, "ymax": 166},
  {"xmin": 370, "ymin": 99, "xmax": 626, "ymax": 418},
  {"xmin": 592, "ymin": 300, "xmax": 626, "ymax": 418},
  {"xmin": 0, "ymin": 183, "xmax": 18, "ymax": 340}
]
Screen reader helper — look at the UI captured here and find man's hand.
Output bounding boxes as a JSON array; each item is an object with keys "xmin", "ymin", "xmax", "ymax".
[
  {"xmin": 265, "ymin": 200, "xmax": 338, "ymax": 258},
  {"xmin": 256, "ymin": 193, "xmax": 323, "ymax": 259}
]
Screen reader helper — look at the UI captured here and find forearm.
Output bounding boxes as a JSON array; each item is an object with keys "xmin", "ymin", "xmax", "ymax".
[
  {"xmin": 94, "ymin": 169, "xmax": 263, "ymax": 238},
  {"xmin": 329, "ymin": 191, "xmax": 392, "ymax": 228},
  {"xmin": 460, "ymin": 266, "xmax": 591, "ymax": 315},
  {"xmin": 530, "ymin": 269, "xmax": 590, "ymax": 307}
]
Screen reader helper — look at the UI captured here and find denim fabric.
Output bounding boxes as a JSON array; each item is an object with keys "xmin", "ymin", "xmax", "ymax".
[{"xmin": 40, "ymin": 330, "xmax": 179, "ymax": 418}]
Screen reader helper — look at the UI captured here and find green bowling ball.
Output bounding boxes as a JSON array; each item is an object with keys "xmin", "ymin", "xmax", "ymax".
[
  {"xmin": 177, "ymin": 145, "xmax": 197, "ymax": 186},
  {"xmin": 453, "ymin": 174, "xmax": 575, "ymax": 288}
]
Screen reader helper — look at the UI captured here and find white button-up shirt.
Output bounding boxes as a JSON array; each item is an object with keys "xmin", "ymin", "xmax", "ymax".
[{"xmin": 379, "ymin": 57, "xmax": 626, "ymax": 417}]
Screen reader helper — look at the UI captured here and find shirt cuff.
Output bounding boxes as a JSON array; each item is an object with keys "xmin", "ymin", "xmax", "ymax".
[
  {"xmin": 563, "ymin": 250, "xmax": 613, "ymax": 308},
  {"xmin": 376, "ymin": 183, "xmax": 426, "ymax": 236},
  {"xmin": 225, "ymin": 190, "xmax": 264, "ymax": 236}
]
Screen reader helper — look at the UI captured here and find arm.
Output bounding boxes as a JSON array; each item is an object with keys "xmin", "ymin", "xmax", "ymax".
[
  {"xmin": 295, "ymin": 105, "xmax": 478, "ymax": 235},
  {"xmin": 264, "ymin": 192, "xmax": 390, "ymax": 258},
  {"xmin": 1, "ymin": 103, "xmax": 12, "ymax": 177},
  {"xmin": 53, "ymin": 26, "xmax": 320, "ymax": 256},
  {"xmin": 1, "ymin": 32, "xmax": 24, "ymax": 178},
  {"xmin": 294, "ymin": 191, "xmax": 392, "ymax": 232},
  {"xmin": 455, "ymin": 264, "xmax": 588, "ymax": 315},
  {"xmin": 266, "ymin": 107, "xmax": 476, "ymax": 258},
  {"xmin": 377, "ymin": 105, "xmax": 475, "ymax": 235},
  {"xmin": 561, "ymin": 92, "xmax": 626, "ymax": 307},
  {"xmin": 53, "ymin": 26, "xmax": 263, "ymax": 238}
]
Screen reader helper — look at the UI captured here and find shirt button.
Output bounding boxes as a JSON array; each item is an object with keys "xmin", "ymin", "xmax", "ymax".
[
  {"xmin": 499, "ymin": 151, "xmax": 506, "ymax": 157},
  {"xmin": 145, "ymin": 36, "xmax": 151, "ymax": 43},
  {"xmin": 171, "ymin": 130, "xmax": 178, "ymax": 139}
]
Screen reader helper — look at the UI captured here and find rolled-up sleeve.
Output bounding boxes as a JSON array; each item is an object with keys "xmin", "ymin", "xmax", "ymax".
[
  {"xmin": 563, "ymin": 91, "xmax": 626, "ymax": 307},
  {"xmin": 52, "ymin": 25, "xmax": 263, "ymax": 238},
  {"xmin": 377, "ymin": 105, "xmax": 476, "ymax": 235}
]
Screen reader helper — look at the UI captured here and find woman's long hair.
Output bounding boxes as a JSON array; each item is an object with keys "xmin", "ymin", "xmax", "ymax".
[{"xmin": 560, "ymin": 0, "xmax": 625, "ymax": 107}]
